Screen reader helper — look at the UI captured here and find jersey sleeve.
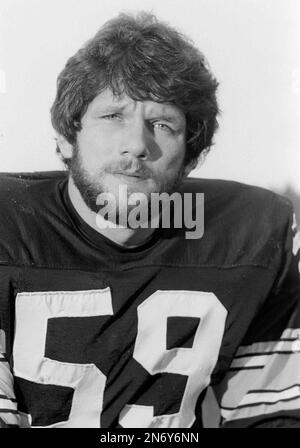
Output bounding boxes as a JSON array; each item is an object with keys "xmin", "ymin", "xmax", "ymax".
[
  {"xmin": 213, "ymin": 206, "xmax": 300, "ymax": 428},
  {"xmin": 0, "ymin": 329, "xmax": 20, "ymax": 427}
]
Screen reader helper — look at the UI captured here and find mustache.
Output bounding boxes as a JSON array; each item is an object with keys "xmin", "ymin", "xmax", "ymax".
[{"xmin": 105, "ymin": 160, "xmax": 152, "ymax": 179}]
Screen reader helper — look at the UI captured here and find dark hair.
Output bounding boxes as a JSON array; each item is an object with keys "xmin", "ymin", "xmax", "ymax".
[{"xmin": 51, "ymin": 12, "xmax": 219, "ymax": 167}]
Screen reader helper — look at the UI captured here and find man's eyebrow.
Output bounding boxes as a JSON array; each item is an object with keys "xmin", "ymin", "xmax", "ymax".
[
  {"xmin": 147, "ymin": 104, "xmax": 185, "ymax": 123},
  {"xmin": 149, "ymin": 114, "xmax": 182, "ymax": 122},
  {"xmin": 91, "ymin": 104, "xmax": 127, "ymax": 114}
]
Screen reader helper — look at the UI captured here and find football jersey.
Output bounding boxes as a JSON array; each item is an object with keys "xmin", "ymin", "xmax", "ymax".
[{"xmin": 0, "ymin": 171, "xmax": 299, "ymax": 428}]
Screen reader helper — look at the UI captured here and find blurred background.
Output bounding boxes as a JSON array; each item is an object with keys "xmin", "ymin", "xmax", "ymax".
[{"xmin": 0, "ymin": 0, "xmax": 299, "ymax": 426}]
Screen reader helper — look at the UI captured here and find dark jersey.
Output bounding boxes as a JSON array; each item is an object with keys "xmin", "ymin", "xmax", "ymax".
[{"xmin": 0, "ymin": 172, "xmax": 299, "ymax": 428}]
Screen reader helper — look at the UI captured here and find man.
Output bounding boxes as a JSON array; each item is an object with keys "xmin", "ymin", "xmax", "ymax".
[{"xmin": 0, "ymin": 12, "xmax": 299, "ymax": 428}]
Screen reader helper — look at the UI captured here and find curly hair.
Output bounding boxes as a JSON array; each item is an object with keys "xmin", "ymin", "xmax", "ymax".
[{"xmin": 51, "ymin": 12, "xmax": 219, "ymax": 167}]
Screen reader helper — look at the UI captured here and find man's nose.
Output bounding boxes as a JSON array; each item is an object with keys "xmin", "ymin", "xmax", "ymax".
[{"xmin": 119, "ymin": 120, "xmax": 150, "ymax": 160}]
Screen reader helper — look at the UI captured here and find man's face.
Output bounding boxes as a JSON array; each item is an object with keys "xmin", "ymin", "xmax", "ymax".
[{"xmin": 69, "ymin": 88, "xmax": 187, "ymax": 213}]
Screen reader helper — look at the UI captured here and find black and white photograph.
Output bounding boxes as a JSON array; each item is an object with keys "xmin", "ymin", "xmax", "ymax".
[{"xmin": 0, "ymin": 0, "xmax": 299, "ymax": 431}]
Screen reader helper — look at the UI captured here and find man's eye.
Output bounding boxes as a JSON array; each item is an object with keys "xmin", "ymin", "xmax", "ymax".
[
  {"xmin": 102, "ymin": 114, "xmax": 121, "ymax": 120},
  {"xmin": 152, "ymin": 122, "xmax": 173, "ymax": 132}
]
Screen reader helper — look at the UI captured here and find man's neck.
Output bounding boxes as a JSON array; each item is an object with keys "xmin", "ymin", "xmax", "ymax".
[{"xmin": 67, "ymin": 176, "xmax": 157, "ymax": 248}]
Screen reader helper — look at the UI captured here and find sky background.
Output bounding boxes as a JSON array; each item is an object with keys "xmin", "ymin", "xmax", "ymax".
[{"xmin": 0, "ymin": 0, "xmax": 299, "ymax": 194}]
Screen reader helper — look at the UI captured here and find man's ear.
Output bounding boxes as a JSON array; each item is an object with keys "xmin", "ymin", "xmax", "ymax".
[{"xmin": 56, "ymin": 134, "xmax": 74, "ymax": 159}]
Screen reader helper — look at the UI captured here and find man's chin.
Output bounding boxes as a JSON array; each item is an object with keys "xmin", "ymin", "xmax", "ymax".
[{"xmin": 105, "ymin": 177, "xmax": 159, "ymax": 197}]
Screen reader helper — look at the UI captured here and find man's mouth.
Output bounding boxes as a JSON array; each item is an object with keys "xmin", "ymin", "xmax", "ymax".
[{"xmin": 111, "ymin": 170, "xmax": 148, "ymax": 180}]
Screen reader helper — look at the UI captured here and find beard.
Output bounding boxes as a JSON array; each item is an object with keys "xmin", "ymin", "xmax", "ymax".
[{"xmin": 69, "ymin": 143, "xmax": 185, "ymax": 223}]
